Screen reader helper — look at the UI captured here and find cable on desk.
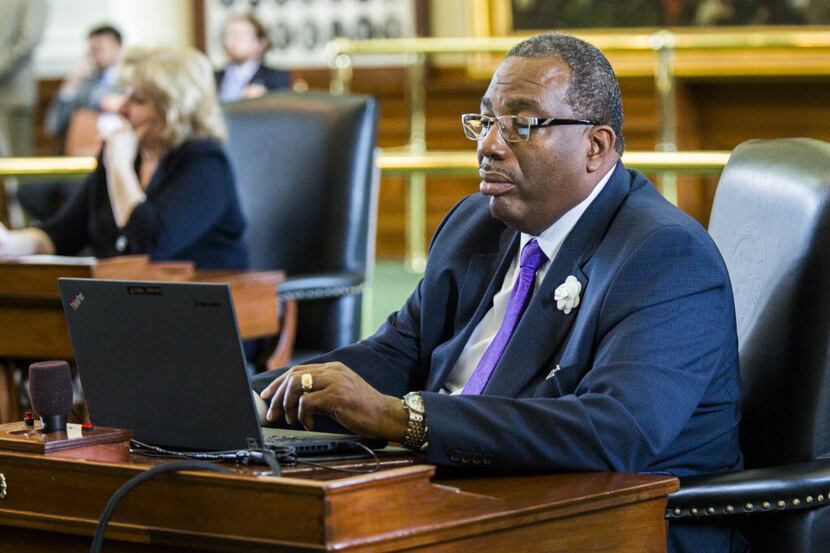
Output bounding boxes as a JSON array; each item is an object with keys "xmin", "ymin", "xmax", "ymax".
[
  {"xmin": 91, "ymin": 442, "xmax": 381, "ymax": 552},
  {"xmin": 90, "ymin": 460, "xmax": 232, "ymax": 553},
  {"xmin": 291, "ymin": 441, "xmax": 381, "ymax": 474},
  {"xmin": 129, "ymin": 440, "xmax": 286, "ymax": 476}
]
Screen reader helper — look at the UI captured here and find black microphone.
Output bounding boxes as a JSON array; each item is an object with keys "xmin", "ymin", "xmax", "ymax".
[{"xmin": 28, "ymin": 361, "xmax": 73, "ymax": 433}]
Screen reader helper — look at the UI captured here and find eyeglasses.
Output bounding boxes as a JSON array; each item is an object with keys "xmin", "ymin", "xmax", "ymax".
[{"xmin": 461, "ymin": 113, "xmax": 597, "ymax": 143}]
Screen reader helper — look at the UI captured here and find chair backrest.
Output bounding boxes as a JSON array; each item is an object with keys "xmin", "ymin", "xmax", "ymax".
[
  {"xmin": 224, "ymin": 91, "xmax": 379, "ymax": 354},
  {"xmin": 708, "ymin": 138, "xmax": 830, "ymax": 468}
]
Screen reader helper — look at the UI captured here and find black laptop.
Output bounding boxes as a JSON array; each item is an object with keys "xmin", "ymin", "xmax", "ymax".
[{"xmin": 58, "ymin": 278, "xmax": 381, "ymax": 457}]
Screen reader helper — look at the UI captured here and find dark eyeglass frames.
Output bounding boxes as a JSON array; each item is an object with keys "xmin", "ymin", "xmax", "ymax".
[{"xmin": 461, "ymin": 113, "xmax": 597, "ymax": 143}]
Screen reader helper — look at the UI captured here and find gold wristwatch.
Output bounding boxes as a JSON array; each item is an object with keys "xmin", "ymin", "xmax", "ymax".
[{"xmin": 401, "ymin": 392, "xmax": 428, "ymax": 451}]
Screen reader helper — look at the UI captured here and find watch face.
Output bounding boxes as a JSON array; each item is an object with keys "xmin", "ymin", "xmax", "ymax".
[{"xmin": 406, "ymin": 393, "xmax": 425, "ymax": 413}]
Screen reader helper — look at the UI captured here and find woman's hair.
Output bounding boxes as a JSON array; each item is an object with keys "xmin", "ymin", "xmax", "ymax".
[{"xmin": 119, "ymin": 46, "xmax": 226, "ymax": 147}]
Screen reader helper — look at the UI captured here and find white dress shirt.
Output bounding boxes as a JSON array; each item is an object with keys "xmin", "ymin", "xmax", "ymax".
[
  {"xmin": 218, "ymin": 59, "xmax": 261, "ymax": 103},
  {"xmin": 440, "ymin": 165, "xmax": 616, "ymax": 394}
]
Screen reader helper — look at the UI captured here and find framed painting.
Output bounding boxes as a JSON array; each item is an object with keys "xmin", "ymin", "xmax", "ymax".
[
  {"xmin": 476, "ymin": 0, "xmax": 830, "ymax": 35},
  {"xmin": 196, "ymin": 0, "xmax": 428, "ymax": 69},
  {"xmin": 467, "ymin": 0, "xmax": 830, "ymax": 78}
]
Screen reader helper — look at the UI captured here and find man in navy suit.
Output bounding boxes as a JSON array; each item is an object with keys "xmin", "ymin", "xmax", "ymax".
[
  {"xmin": 256, "ymin": 33, "xmax": 744, "ymax": 553},
  {"xmin": 215, "ymin": 14, "xmax": 289, "ymax": 102}
]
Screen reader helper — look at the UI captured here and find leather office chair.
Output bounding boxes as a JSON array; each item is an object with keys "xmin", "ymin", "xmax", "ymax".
[
  {"xmin": 666, "ymin": 138, "xmax": 830, "ymax": 552},
  {"xmin": 224, "ymin": 91, "xmax": 379, "ymax": 364}
]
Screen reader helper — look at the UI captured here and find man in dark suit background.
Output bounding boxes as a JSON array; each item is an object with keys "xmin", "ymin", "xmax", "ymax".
[
  {"xmin": 255, "ymin": 33, "xmax": 745, "ymax": 553},
  {"xmin": 44, "ymin": 24, "xmax": 124, "ymax": 145},
  {"xmin": 215, "ymin": 14, "xmax": 289, "ymax": 102},
  {"xmin": 0, "ymin": 0, "xmax": 47, "ymax": 226}
]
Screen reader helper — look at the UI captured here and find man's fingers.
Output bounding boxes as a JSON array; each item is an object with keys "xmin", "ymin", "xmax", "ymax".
[
  {"xmin": 297, "ymin": 394, "xmax": 316, "ymax": 431},
  {"xmin": 266, "ymin": 373, "xmax": 292, "ymax": 422},
  {"xmin": 282, "ymin": 372, "xmax": 306, "ymax": 425},
  {"xmin": 260, "ymin": 372, "xmax": 286, "ymax": 400}
]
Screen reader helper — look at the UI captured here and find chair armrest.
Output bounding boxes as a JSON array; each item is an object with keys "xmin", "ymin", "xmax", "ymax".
[
  {"xmin": 277, "ymin": 271, "xmax": 365, "ymax": 301},
  {"xmin": 666, "ymin": 458, "xmax": 830, "ymax": 519}
]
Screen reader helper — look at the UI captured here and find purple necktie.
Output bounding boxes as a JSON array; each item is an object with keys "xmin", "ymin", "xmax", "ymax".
[{"xmin": 462, "ymin": 239, "xmax": 548, "ymax": 395}]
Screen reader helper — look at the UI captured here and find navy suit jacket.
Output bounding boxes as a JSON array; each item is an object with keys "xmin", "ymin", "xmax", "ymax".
[{"xmin": 296, "ymin": 163, "xmax": 744, "ymax": 551}]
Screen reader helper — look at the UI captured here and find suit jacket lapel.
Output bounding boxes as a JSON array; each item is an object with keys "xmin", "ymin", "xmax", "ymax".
[
  {"xmin": 483, "ymin": 163, "xmax": 632, "ymax": 397},
  {"xmin": 250, "ymin": 64, "xmax": 265, "ymax": 86},
  {"xmin": 426, "ymin": 229, "xmax": 519, "ymax": 391}
]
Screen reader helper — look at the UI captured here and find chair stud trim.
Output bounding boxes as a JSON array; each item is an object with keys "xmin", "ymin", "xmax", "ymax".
[
  {"xmin": 279, "ymin": 283, "xmax": 365, "ymax": 302},
  {"xmin": 666, "ymin": 491, "xmax": 830, "ymax": 519}
]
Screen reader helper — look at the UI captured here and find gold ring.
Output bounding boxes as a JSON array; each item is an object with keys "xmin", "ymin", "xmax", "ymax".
[{"xmin": 300, "ymin": 373, "xmax": 313, "ymax": 393}]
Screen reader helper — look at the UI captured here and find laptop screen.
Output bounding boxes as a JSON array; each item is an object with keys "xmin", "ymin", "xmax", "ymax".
[{"xmin": 58, "ymin": 278, "xmax": 264, "ymax": 451}]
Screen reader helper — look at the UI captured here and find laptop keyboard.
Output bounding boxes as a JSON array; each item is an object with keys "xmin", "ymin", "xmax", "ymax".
[
  {"xmin": 262, "ymin": 428, "xmax": 354, "ymax": 455},
  {"xmin": 260, "ymin": 428, "xmax": 389, "ymax": 459}
]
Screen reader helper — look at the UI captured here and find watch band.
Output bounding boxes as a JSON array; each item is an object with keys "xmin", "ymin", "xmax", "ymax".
[{"xmin": 401, "ymin": 398, "xmax": 428, "ymax": 451}]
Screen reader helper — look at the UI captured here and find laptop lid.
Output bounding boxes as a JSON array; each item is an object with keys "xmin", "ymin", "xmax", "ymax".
[{"xmin": 59, "ymin": 278, "xmax": 265, "ymax": 451}]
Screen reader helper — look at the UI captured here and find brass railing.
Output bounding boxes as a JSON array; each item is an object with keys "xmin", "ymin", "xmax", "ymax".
[
  {"xmin": 327, "ymin": 30, "xmax": 830, "ymax": 269},
  {"xmin": 377, "ymin": 150, "xmax": 730, "ymax": 175},
  {"xmin": 2, "ymin": 151, "xmax": 728, "ymax": 285},
  {"xmin": 0, "ymin": 157, "xmax": 97, "ymax": 176},
  {"xmin": 0, "ymin": 150, "xmax": 730, "ymax": 179}
]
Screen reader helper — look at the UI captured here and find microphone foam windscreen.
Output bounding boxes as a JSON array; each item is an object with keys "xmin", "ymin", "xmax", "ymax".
[{"xmin": 28, "ymin": 361, "xmax": 73, "ymax": 417}]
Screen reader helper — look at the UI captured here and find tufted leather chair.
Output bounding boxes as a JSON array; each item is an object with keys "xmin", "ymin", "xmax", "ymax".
[
  {"xmin": 666, "ymin": 138, "xmax": 830, "ymax": 552},
  {"xmin": 223, "ymin": 91, "xmax": 379, "ymax": 363}
]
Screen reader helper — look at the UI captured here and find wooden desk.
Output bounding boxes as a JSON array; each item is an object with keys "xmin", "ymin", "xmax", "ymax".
[
  {"xmin": 0, "ymin": 255, "xmax": 285, "ymax": 422},
  {"xmin": 0, "ymin": 440, "xmax": 678, "ymax": 552}
]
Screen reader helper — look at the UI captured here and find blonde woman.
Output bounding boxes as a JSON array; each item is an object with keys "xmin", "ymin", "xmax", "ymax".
[{"xmin": 0, "ymin": 46, "xmax": 248, "ymax": 269}]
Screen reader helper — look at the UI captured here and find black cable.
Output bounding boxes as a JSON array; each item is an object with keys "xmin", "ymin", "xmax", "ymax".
[
  {"xmin": 292, "ymin": 441, "xmax": 381, "ymax": 474},
  {"xmin": 129, "ymin": 439, "xmax": 383, "ymax": 474},
  {"xmin": 129, "ymin": 440, "xmax": 286, "ymax": 476},
  {"xmin": 89, "ymin": 460, "xmax": 232, "ymax": 553},
  {"xmin": 89, "ymin": 441, "xmax": 380, "ymax": 553}
]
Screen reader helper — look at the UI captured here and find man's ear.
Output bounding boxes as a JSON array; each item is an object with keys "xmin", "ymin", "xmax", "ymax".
[{"xmin": 586, "ymin": 125, "xmax": 617, "ymax": 172}]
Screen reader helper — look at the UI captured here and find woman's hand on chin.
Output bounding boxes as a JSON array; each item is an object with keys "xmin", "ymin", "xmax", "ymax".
[{"xmin": 103, "ymin": 117, "xmax": 140, "ymax": 172}]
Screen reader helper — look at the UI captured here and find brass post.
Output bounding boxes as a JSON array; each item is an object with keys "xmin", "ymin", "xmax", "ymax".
[
  {"xmin": 652, "ymin": 30, "xmax": 678, "ymax": 205},
  {"xmin": 405, "ymin": 52, "xmax": 427, "ymax": 273}
]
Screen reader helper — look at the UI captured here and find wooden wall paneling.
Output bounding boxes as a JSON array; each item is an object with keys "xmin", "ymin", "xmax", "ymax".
[
  {"xmin": 35, "ymin": 79, "xmax": 63, "ymax": 156},
  {"xmin": 690, "ymin": 78, "xmax": 830, "ymax": 149},
  {"xmin": 673, "ymin": 80, "xmax": 711, "ymax": 225}
]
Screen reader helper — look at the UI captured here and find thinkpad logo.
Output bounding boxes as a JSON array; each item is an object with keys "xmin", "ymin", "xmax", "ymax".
[{"xmin": 70, "ymin": 292, "xmax": 84, "ymax": 311}]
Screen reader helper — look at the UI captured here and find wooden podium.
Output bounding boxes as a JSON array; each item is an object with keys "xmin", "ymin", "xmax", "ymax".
[
  {"xmin": 0, "ymin": 255, "xmax": 285, "ymax": 422},
  {"xmin": 0, "ymin": 438, "xmax": 677, "ymax": 552}
]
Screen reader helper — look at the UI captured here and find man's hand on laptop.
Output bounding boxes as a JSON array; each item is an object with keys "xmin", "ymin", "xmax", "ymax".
[{"xmin": 260, "ymin": 362, "xmax": 408, "ymax": 442}]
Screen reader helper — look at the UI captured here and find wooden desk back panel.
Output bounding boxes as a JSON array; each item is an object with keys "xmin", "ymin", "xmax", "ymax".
[
  {"xmin": 0, "ymin": 256, "xmax": 282, "ymax": 359},
  {"xmin": 0, "ymin": 257, "xmax": 96, "ymax": 301}
]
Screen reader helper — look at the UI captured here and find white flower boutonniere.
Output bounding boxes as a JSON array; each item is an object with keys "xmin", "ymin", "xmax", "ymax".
[{"xmin": 554, "ymin": 275, "xmax": 582, "ymax": 314}]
